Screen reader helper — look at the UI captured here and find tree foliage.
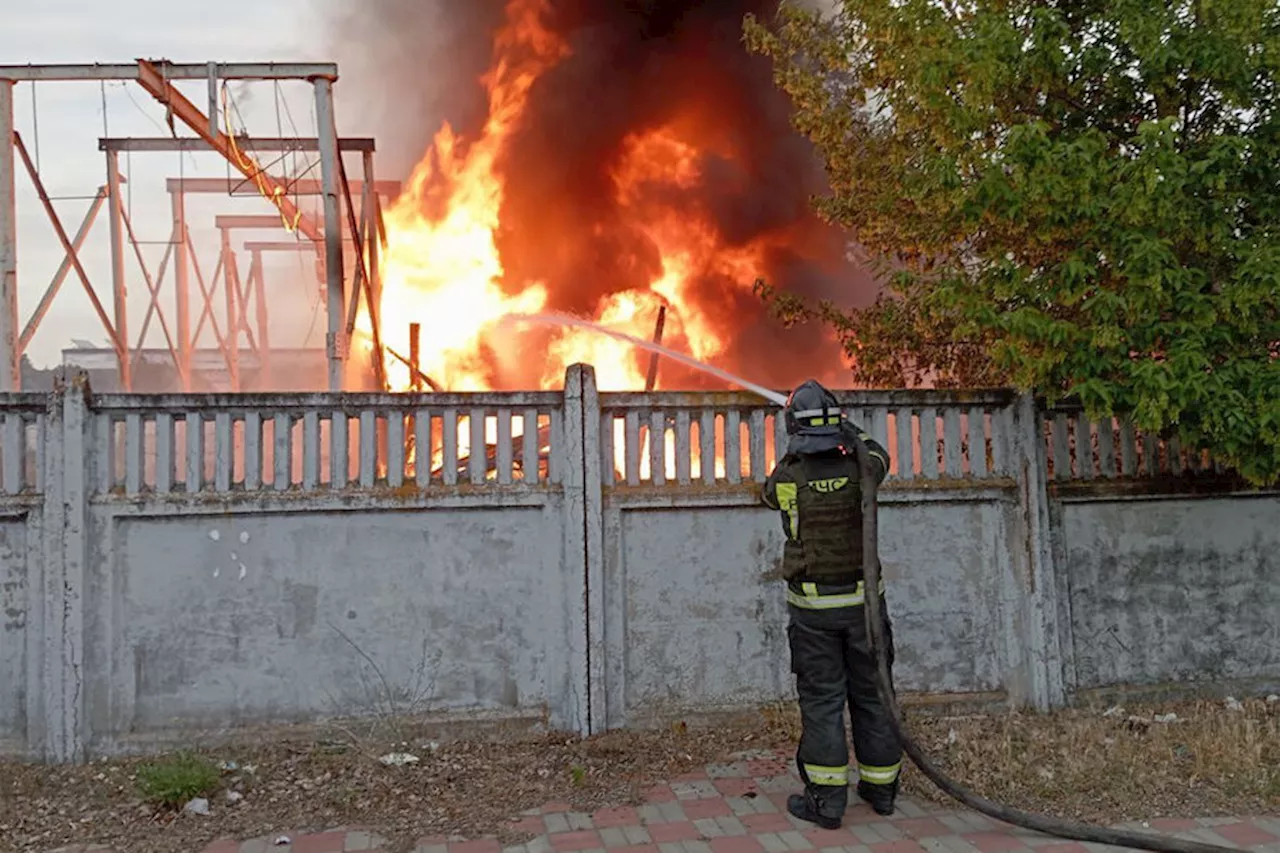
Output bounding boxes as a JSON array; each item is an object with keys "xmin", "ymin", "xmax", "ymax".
[{"xmin": 744, "ymin": 0, "xmax": 1280, "ymax": 484}]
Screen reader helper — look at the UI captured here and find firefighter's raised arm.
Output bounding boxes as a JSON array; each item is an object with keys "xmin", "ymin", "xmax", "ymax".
[{"xmin": 843, "ymin": 422, "xmax": 890, "ymax": 486}]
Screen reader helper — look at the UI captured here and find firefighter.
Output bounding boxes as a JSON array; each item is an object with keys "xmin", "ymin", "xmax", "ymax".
[{"xmin": 762, "ymin": 379, "xmax": 903, "ymax": 827}]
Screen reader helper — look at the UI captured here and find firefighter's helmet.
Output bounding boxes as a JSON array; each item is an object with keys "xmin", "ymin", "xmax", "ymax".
[{"xmin": 784, "ymin": 379, "xmax": 845, "ymax": 440}]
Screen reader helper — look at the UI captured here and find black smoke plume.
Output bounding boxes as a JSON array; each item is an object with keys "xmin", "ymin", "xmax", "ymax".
[{"xmin": 324, "ymin": 0, "xmax": 878, "ymax": 390}]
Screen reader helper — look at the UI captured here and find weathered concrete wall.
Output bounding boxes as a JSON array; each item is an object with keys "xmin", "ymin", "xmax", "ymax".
[
  {"xmin": 1057, "ymin": 493, "xmax": 1280, "ymax": 695},
  {"xmin": 81, "ymin": 499, "xmax": 573, "ymax": 752},
  {"xmin": 600, "ymin": 489, "xmax": 1026, "ymax": 729},
  {"xmin": 4, "ymin": 368, "xmax": 1278, "ymax": 763},
  {"xmin": 0, "ymin": 512, "xmax": 34, "ymax": 754}
]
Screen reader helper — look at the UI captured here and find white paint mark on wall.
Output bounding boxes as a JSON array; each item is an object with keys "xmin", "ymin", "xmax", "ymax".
[
  {"xmin": 239, "ymin": 531, "xmax": 250, "ymax": 544},
  {"xmin": 209, "ymin": 530, "xmax": 221, "ymax": 542},
  {"xmin": 238, "ymin": 564, "xmax": 247, "ymax": 581}
]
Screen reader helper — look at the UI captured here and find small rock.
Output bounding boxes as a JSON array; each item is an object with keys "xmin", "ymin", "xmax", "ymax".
[
  {"xmin": 225, "ymin": 791, "xmax": 243, "ymax": 804},
  {"xmin": 274, "ymin": 836, "xmax": 291, "ymax": 846},
  {"xmin": 379, "ymin": 752, "xmax": 420, "ymax": 766},
  {"xmin": 183, "ymin": 798, "xmax": 210, "ymax": 816},
  {"xmin": 1267, "ymin": 694, "xmax": 1278, "ymax": 704},
  {"xmin": 946, "ymin": 728, "xmax": 957, "ymax": 745},
  {"xmin": 1225, "ymin": 696, "xmax": 1244, "ymax": 712},
  {"xmin": 1153, "ymin": 713, "xmax": 1178, "ymax": 724},
  {"xmin": 218, "ymin": 760, "xmax": 239, "ymax": 772},
  {"xmin": 1103, "ymin": 705, "xmax": 1124, "ymax": 717}
]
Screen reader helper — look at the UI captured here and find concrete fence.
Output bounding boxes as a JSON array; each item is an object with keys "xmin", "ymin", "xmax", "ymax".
[{"xmin": 2, "ymin": 365, "xmax": 1276, "ymax": 763}]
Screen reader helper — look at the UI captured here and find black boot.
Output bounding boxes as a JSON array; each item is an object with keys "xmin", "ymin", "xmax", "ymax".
[
  {"xmin": 787, "ymin": 792, "xmax": 842, "ymax": 830},
  {"xmin": 856, "ymin": 779, "xmax": 898, "ymax": 816}
]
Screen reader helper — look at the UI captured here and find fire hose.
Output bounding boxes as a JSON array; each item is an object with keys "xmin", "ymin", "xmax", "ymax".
[{"xmin": 841, "ymin": 433, "xmax": 1238, "ymax": 853}]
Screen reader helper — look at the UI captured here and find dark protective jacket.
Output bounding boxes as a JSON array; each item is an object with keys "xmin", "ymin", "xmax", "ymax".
[
  {"xmin": 763, "ymin": 422, "xmax": 902, "ymax": 817},
  {"xmin": 762, "ymin": 425, "xmax": 889, "ymax": 607}
]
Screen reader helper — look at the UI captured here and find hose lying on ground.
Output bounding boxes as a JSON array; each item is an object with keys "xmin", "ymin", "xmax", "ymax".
[{"xmin": 845, "ymin": 437, "xmax": 1239, "ymax": 853}]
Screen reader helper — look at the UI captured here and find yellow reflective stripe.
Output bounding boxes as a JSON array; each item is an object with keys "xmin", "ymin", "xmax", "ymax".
[
  {"xmin": 804, "ymin": 763, "xmax": 849, "ymax": 786},
  {"xmin": 775, "ymin": 482, "xmax": 799, "ymax": 537},
  {"xmin": 786, "ymin": 579, "xmax": 885, "ymax": 609},
  {"xmin": 857, "ymin": 761, "xmax": 902, "ymax": 784}
]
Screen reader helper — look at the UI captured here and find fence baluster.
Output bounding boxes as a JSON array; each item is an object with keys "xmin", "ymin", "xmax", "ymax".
[
  {"xmin": 967, "ymin": 407, "xmax": 987, "ymax": 478},
  {"xmin": 943, "ymin": 408, "xmax": 963, "ymax": 478},
  {"xmin": 725, "ymin": 410, "xmax": 742, "ymax": 485},
  {"xmin": 274, "ymin": 413, "xmax": 291, "ymax": 491},
  {"xmin": 388, "ymin": 411, "xmax": 406, "ymax": 487},
  {"xmin": 895, "ymin": 408, "xmax": 914, "ymax": 480},
  {"xmin": 214, "ymin": 413, "xmax": 232, "ymax": 492}
]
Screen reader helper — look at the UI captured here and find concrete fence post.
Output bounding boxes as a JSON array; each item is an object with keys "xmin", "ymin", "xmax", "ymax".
[
  {"xmin": 561, "ymin": 364, "xmax": 604, "ymax": 735},
  {"xmin": 1010, "ymin": 391, "xmax": 1065, "ymax": 710},
  {"xmin": 35, "ymin": 368, "xmax": 90, "ymax": 762}
]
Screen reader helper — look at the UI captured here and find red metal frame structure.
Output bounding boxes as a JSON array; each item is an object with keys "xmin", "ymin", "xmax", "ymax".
[
  {"xmin": 0, "ymin": 61, "xmax": 366, "ymax": 392},
  {"xmin": 160, "ymin": 163, "xmax": 400, "ymax": 391}
]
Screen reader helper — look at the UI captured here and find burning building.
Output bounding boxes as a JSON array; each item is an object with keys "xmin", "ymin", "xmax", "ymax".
[{"xmin": 327, "ymin": 0, "xmax": 878, "ymax": 395}]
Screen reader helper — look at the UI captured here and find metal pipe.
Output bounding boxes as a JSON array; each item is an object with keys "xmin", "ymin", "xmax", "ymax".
[
  {"xmin": 0, "ymin": 62, "xmax": 339, "ymax": 82},
  {"xmin": 251, "ymin": 251, "xmax": 271, "ymax": 389},
  {"xmin": 101, "ymin": 137, "xmax": 377, "ymax": 153},
  {"xmin": 645, "ymin": 305, "xmax": 667, "ymax": 392},
  {"xmin": 363, "ymin": 150, "xmax": 381, "ymax": 316},
  {"xmin": 0, "ymin": 81, "xmax": 18, "ymax": 390},
  {"xmin": 105, "ymin": 149, "xmax": 131, "ymax": 390},
  {"xmin": 219, "ymin": 228, "xmax": 241, "ymax": 390},
  {"xmin": 206, "ymin": 61, "xmax": 218, "ymax": 139},
  {"xmin": 336, "ymin": 145, "xmax": 385, "ymax": 389},
  {"xmin": 409, "ymin": 322, "xmax": 421, "ymax": 391},
  {"xmin": 170, "ymin": 190, "xmax": 192, "ymax": 390},
  {"xmin": 164, "ymin": 177, "xmax": 400, "ymax": 196},
  {"xmin": 313, "ymin": 77, "xmax": 345, "ymax": 391}
]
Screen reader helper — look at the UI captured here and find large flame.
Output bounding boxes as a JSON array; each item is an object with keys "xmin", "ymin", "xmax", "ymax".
[{"xmin": 359, "ymin": 0, "xmax": 780, "ymax": 480}]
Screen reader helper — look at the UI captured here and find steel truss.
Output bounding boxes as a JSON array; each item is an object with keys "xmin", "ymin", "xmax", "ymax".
[{"xmin": 0, "ymin": 60, "xmax": 395, "ymax": 392}]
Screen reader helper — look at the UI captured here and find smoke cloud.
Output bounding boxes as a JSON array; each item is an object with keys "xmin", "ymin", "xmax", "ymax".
[{"xmin": 323, "ymin": 0, "xmax": 878, "ymax": 391}]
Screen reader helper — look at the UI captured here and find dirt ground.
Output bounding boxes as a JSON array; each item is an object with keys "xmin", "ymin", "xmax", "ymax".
[{"xmin": 2, "ymin": 697, "xmax": 1277, "ymax": 853}]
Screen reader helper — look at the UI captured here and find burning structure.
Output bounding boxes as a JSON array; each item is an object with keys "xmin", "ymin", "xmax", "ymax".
[{"xmin": 331, "ymin": 0, "xmax": 879, "ymax": 396}]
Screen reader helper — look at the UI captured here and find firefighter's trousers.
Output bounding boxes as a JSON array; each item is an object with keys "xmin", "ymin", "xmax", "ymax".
[{"xmin": 786, "ymin": 582, "xmax": 903, "ymax": 818}]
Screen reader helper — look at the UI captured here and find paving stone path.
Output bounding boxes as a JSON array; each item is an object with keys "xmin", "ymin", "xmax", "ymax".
[{"xmin": 55, "ymin": 749, "xmax": 1280, "ymax": 853}]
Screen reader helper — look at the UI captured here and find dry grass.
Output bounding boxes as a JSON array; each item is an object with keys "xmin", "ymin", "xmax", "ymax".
[
  {"xmin": 767, "ymin": 696, "xmax": 1280, "ymax": 823},
  {"xmin": 2, "ymin": 698, "xmax": 1276, "ymax": 853},
  {"xmin": 0, "ymin": 716, "xmax": 784, "ymax": 853}
]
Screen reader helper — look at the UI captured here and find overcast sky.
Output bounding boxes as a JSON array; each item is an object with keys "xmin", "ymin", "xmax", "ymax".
[{"xmin": 0, "ymin": 0, "xmax": 396, "ymax": 367}]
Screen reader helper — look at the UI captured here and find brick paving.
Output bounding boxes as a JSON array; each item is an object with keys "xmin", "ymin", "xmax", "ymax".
[{"xmin": 53, "ymin": 749, "xmax": 1280, "ymax": 853}]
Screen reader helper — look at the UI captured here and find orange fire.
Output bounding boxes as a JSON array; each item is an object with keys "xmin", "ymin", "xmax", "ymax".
[{"xmin": 358, "ymin": 0, "xmax": 779, "ymax": 480}]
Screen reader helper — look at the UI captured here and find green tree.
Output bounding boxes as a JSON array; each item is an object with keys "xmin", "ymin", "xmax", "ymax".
[{"xmin": 745, "ymin": 0, "xmax": 1280, "ymax": 484}]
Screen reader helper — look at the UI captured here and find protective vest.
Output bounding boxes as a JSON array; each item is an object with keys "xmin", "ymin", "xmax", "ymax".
[{"xmin": 781, "ymin": 456, "xmax": 864, "ymax": 582}]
